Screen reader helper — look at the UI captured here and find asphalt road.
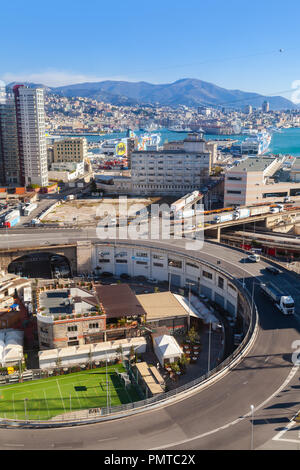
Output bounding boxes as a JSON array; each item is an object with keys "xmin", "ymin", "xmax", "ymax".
[{"xmin": 0, "ymin": 233, "xmax": 299, "ymax": 450}]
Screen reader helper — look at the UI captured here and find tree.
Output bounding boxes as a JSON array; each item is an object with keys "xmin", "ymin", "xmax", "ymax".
[{"xmin": 187, "ymin": 326, "xmax": 200, "ymax": 345}]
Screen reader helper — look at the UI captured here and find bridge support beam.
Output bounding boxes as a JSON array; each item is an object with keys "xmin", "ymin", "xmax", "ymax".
[{"xmin": 204, "ymin": 226, "xmax": 221, "ymax": 242}]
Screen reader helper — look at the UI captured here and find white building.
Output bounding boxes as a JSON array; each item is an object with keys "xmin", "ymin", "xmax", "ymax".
[
  {"xmin": 130, "ymin": 133, "xmax": 212, "ymax": 196},
  {"xmin": 15, "ymin": 86, "xmax": 48, "ymax": 187}
]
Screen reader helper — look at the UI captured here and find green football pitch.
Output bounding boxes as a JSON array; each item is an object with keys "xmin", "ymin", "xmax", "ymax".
[{"xmin": 0, "ymin": 364, "xmax": 142, "ymax": 421}]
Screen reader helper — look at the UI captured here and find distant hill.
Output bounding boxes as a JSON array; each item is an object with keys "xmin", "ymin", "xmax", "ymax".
[{"xmin": 8, "ymin": 78, "xmax": 297, "ymax": 110}]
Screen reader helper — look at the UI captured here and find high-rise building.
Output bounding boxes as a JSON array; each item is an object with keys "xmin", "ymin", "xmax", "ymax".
[
  {"xmin": 13, "ymin": 85, "xmax": 48, "ymax": 187},
  {"xmin": 262, "ymin": 101, "xmax": 270, "ymax": 113},
  {"xmin": 0, "ymin": 90, "xmax": 20, "ymax": 185}
]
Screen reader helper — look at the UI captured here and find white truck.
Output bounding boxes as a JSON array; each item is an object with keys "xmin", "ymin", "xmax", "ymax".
[
  {"xmin": 214, "ymin": 213, "xmax": 234, "ymax": 224},
  {"xmin": 233, "ymin": 208, "xmax": 251, "ymax": 220},
  {"xmin": 260, "ymin": 282, "xmax": 295, "ymax": 315}
]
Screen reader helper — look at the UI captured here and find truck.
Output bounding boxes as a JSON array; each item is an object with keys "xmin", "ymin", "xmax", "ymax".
[
  {"xmin": 214, "ymin": 213, "xmax": 234, "ymax": 224},
  {"xmin": 174, "ymin": 208, "xmax": 195, "ymax": 220},
  {"xmin": 249, "ymin": 205, "xmax": 271, "ymax": 217},
  {"xmin": 30, "ymin": 218, "xmax": 41, "ymax": 226},
  {"xmin": 260, "ymin": 282, "xmax": 295, "ymax": 315},
  {"xmin": 23, "ymin": 202, "xmax": 37, "ymax": 216},
  {"xmin": 3, "ymin": 215, "xmax": 20, "ymax": 228},
  {"xmin": 270, "ymin": 204, "xmax": 284, "ymax": 214},
  {"xmin": 4, "ymin": 209, "xmax": 20, "ymax": 222},
  {"xmin": 233, "ymin": 208, "xmax": 251, "ymax": 220}
]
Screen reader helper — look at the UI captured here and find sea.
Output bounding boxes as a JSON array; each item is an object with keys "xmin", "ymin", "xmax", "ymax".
[{"xmin": 59, "ymin": 127, "xmax": 300, "ymax": 157}]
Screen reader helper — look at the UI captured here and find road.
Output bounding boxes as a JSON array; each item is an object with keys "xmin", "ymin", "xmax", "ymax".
[{"xmin": 0, "ymin": 234, "xmax": 299, "ymax": 450}]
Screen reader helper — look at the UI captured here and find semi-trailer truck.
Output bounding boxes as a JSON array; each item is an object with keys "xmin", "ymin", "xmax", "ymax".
[
  {"xmin": 233, "ymin": 208, "xmax": 251, "ymax": 220},
  {"xmin": 214, "ymin": 213, "xmax": 234, "ymax": 224},
  {"xmin": 23, "ymin": 203, "xmax": 37, "ymax": 216},
  {"xmin": 3, "ymin": 215, "xmax": 20, "ymax": 228},
  {"xmin": 260, "ymin": 281, "xmax": 295, "ymax": 315}
]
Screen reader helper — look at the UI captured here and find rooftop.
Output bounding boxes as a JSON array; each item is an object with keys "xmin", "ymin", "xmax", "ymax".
[
  {"xmin": 94, "ymin": 284, "xmax": 146, "ymax": 319},
  {"xmin": 229, "ymin": 157, "xmax": 278, "ymax": 173}
]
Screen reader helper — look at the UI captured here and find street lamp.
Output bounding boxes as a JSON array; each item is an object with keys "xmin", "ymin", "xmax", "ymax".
[
  {"xmin": 207, "ymin": 320, "xmax": 212, "ymax": 374},
  {"xmin": 24, "ymin": 398, "xmax": 28, "ymax": 420},
  {"xmin": 168, "ymin": 261, "xmax": 174, "ymax": 291},
  {"xmin": 186, "ymin": 281, "xmax": 195, "ymax": 331},
  {"xmin": 250, "ymin": 404, "xmax": 255, "ymax": 450}
]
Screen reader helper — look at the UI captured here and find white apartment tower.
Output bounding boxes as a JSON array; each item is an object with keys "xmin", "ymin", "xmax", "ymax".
[{"xmin": 14, "ymin": 85, "xmax": 48, "ymax": 187}]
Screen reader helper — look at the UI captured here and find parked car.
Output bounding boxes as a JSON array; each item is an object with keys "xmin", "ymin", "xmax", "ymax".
[
  {"xmin": 148, "ymin": 278, "xmax": 158, "ymax": 284},
  {"xmin": 101, "ymin": 272, "xmax": 113, "ymax": 277},
  {"xmin": 120, "ymin": 273, "xmax": 131, "ymax": 279}
]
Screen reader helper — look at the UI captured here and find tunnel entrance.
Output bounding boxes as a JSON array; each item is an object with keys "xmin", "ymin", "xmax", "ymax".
[{"xmin": 8, "ymin": 252, "xmax": 72, "ymax": 279}]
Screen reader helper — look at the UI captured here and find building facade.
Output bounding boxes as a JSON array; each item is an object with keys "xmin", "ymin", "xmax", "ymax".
[
  {"xmin": 130, "ymin": 133, "xmax": 212, "ymax": 196},
  {"xmin": 13, "ymin": 85, "xmax": 48, "ymax": 187},
  {"xmin": 53, "ymin": 137, "xmax": 87, "ymax": 163}
]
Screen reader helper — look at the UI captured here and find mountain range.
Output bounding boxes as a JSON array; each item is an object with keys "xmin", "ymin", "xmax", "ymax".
[{"xmin": 8, "ymin": 78, "xmax": 297, "ymax": 110}]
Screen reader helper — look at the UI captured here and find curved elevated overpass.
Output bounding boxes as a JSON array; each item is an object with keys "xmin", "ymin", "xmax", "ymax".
[{"xmin": 0, "ymin": 232, "xmax": 299, "ymax": 450}]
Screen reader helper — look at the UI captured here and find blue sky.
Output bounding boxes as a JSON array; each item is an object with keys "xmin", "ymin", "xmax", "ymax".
[{"xmin": 1, "ymin": 0, "xmax": 300, "ymax": 100}]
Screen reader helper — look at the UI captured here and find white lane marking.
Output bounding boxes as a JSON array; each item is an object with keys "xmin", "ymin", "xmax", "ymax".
[
  {"xmin": 97, "ymin": 437, "xmax": 118, "ymax": 443},
  {"xmin": 150, "ymin": 365, "xmax": 299, "ymax": 450},
  {"xmin": 4, "ymin": 443, "xmax": 25, "ymax": 447},
  {"xmin": 272, "ymin": 408, "xmax": 300, "ymax": 443}
]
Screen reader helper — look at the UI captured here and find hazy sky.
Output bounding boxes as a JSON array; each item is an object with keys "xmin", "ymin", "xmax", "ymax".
[{"xmin": 1, "ymin": 0, "xmax": 300, "ymax": 100}]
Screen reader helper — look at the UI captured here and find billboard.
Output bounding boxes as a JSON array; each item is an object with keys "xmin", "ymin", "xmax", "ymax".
[{"xmin": 115, "ymin": 140, "xmax": 127, "ymax": 157}]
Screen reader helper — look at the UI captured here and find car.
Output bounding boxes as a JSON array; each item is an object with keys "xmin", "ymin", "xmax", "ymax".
[
  {"xmin": 148, "ymin": 278, "xmax": 158, "ymax": 284},
  {"xmin": 265, "ymin": 266, "xmax": 281, "ymax": 275},
  {"xmin": 100, "ymin": 272, "xmax": 113, "ymax": 277},
  {"xmin": 120, "ymin": 273, "xmax": 131, "ymax": 279},
  {"xmin": 247, "ymin": 254, "xmax": 260, "ymax": 262}
]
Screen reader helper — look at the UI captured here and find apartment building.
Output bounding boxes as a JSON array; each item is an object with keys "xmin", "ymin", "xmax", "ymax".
[
  {"xmin": 130, "ymin": 133, "xmax": 212, "ymax": 196},
  {"xmin": 13, "ymin": 85, "xmax": 48, "ymax": 187},
  {"xmin": 53, "ymin": 137, "xmax": 87, "ymax": 163},
  {"xmin": 0, "ymin": 91, "xmax": 20, "ymax": 186}
]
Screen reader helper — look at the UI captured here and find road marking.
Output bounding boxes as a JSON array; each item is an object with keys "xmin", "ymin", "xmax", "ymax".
[
  {"xmin": 150, "ymin": 364, "xmax": 299, "ymax": 450},
  {"xmin": 97, "ymin": 437, "xmax": 118, "ymax": 443},
  {"xmin": 4, "ymin": 443, "xmax": 25, "ymax": 447}
]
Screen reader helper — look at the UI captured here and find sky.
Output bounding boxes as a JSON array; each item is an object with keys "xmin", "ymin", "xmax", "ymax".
[{"xmin": 1, "ymin": 0, "xmax": 300, "ymax": 101}]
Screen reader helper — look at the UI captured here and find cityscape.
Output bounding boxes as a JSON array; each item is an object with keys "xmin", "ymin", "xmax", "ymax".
[{"xmin": 0, "ymin": 0, "xmax": 300, "ymax": 456}]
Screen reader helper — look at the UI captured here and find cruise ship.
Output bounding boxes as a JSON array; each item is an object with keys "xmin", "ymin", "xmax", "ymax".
[
  {"xmin": 231, "ymin": 132, "xmax": 272, "ymax": 156},
  {"xmin": 167, "ymin": 125, "xmax": 193, "ymax": 133}
]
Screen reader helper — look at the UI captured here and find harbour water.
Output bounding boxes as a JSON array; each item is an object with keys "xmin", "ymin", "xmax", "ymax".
[{"xmin": 62, "ymin": 127, "xmax": 300, "ymax": 157}]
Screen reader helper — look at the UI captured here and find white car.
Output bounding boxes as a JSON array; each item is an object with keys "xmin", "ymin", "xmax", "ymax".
[{"xmin": 247, "ymin": 254, "xmax": 260, "ymax": 262}]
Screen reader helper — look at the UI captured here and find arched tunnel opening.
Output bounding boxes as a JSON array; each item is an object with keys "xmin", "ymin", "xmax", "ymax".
[{"xmin": 8, "ymin": 252, "xmax": 72, "ymax": 279}]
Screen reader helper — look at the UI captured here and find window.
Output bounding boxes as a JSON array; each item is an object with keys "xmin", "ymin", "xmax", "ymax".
[
  {"xmin": 218, "ymin": 277, "xmax": 224, "ymax": 289},
  {"xmin": 89, "ymin": 323, "xmax": 99, "ymax": 329},
  {"xmin": 203, "ymin": 270, "xmax": 213, "ymax": 280},
  {"xmin": 98, "ymin": 259, "xmax": 110, "ymax": 263},
  {"xmin": 153, "ymin": 262, "xmax": 163, "ymax": 267},
  {"xmin": 227, "ymin": 190, "xmax": 241, "ymax": 194},
  {"xmin": 228, "ymin": 176, "xmax": 242, "ymax": 181},
  {"xmin": 168, "ymin": 259, "xmax": 182, "ymax": 269},
  {"xmin": 68, "ymin": 325, "xmax": 77, "ymax": 332},
  {"xmin": 136, "ymin": 261, "xmax": 148, "ymax": 265},
  {"xmin": 186, "ymin": 262, "xmax": 199, "ymax": 269}
]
